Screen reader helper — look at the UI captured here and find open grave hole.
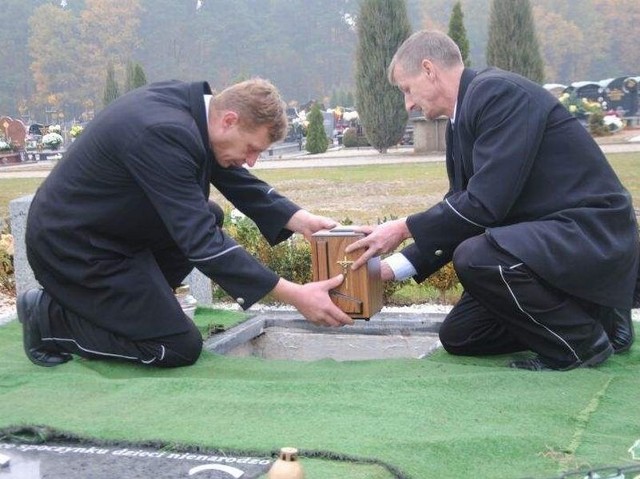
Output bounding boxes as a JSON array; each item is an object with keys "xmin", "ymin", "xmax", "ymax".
[{"xmin": 204, "ymin": 310, "xmax": 445, "ymax": 361}]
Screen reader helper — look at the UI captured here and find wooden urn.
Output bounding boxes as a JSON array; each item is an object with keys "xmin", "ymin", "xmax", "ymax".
[{"xmin": 310, "ymin": 228, "xmax": 383, "ymax": 319}]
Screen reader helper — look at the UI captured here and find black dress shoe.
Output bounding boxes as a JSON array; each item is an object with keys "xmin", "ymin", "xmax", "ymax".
[
  {"xmin": 510, "ymin": 332, "xmax": 613, "ymax": 371},
  {"xmin": 607, "ymin": 308, "xmax": 634, "ymax": 353},
  {"xmin": 17, "ymin": 288, "xmax": 72, "ymax": 367},
  {"xmin": 509, "ymin": 357, "xmax": 555, "ymax": 371}
]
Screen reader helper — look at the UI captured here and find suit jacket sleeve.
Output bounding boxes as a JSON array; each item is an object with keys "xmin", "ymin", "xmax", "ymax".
[
  {"xmin": 209, "ymin": 160, "xmax": 300, "ymax": 245},
  {"xmin": 124, "ymin": 122, "xmax": 280, "ymax": 308}
]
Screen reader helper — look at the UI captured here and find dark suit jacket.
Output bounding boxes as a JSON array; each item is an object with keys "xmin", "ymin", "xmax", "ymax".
[
  {"xmin": 26, "ymin": 81, "xmax": 300, "ymax": 337},
  {"xmin": 402, "ymin": 68, "xmax": 639, "ymax": 309}
]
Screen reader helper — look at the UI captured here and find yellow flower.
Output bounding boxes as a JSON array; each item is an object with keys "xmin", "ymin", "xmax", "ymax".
[{"xmin": 69, "ymin": 125, "xmax": 84, "ymax": 138}]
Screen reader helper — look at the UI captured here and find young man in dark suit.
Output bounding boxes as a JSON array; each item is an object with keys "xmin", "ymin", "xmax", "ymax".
[
  {"xmin": 19, "ymin": 78, "xmax": 352, "ymax": 368},
  {"xmin": 347, "ymin": 30, "xmax": 639, "ymax": 371}
]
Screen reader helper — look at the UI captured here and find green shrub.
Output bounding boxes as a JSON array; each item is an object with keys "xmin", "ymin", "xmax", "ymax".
[
  {"xmin": 0, "ymin": 229, "xmax": 14, "ymax": 295},
  {"xmin": 225, "ymin": 214, "xmax": 312, "ymax": 285},
  {"xmin": 305, "ymin": 104, "xmax": 329, "ymax": 154},
  {"xmin": 425, "ymin": 262, "xmax": 459, "ymax": 303},
  {"xmin": 588, "ymin": 111, "xmax": 610, "ymax": 137},
  {"xmin": 342, "ymin": 127, "xmax": 370, "ymax": 148},
  {"xmin": 221, "ymin": 212, "xmax": 461, "ymax": 306},
  {"xmin": 383, "ymin": 278, "xmax": 407, "ymax": 302}
]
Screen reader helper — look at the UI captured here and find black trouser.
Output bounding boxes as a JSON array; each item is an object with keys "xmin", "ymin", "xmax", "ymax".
[
  {"xmin": 40, "ymin": 290, "xmax": 203, "ymax": 368},
  {"xmin": 439, "ymin": 234, "xmax": 610, "ymax": 368},
  {"xmin": 29, "ymin": 201, "xmax": 224, "ymax": 368}
]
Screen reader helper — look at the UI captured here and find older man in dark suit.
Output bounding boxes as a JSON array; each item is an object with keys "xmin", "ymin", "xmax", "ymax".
[
  {"xmin": 347, "ymin": 30, "xmax": 639, "ymax": 371},
  {"xmin": 19, "ymin": 78, "xmax": 352, "ymax": 368}
]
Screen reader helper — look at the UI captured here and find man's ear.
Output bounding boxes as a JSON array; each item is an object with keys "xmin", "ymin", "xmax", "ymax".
[
  {"xmin": 421, "ymin": 59, "xmax": 434, "ymax": 78},
  {"xmin": 221, "ymin": 111, "xmax": 239, "ymax": 130}
]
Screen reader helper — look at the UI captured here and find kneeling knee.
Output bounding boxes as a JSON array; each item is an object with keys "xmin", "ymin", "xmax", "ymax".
[
  {"xmin": 157, "ymin": 327, "xmax": 203, "ymax": 368},
  {"xmin": 438, "ymin": 322, "xmax": 466, "ymax": 356},
  {"xmin": 451, "ymin": 238, "xmax": 476, "ymax": 282}
]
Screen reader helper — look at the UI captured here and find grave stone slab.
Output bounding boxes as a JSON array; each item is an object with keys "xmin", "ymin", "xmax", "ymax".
[
  {"xmin": 9, "ymin": 195, "xmax": 39, "ymax": 298},
  {"xmin": 6, "ymin": 118, "xmax": 27, "ymax": 149},
  {"xmin": 0, "ymin": 116, "xmax": 27, "ymax": 149},
  {"xmin": 0, "ymin": 441, "xmax": 272, "ymax": 478}
]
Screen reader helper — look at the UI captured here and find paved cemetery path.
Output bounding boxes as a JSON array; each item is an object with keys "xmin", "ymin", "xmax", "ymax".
[{"xmin": 1, "ymin": 141, "xmax": 640, "ymax": 178}]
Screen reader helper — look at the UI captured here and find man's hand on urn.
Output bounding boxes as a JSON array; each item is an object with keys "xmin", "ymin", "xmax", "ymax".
[
  {"xmin": 286, "ymin": 209, "xmax": 338, "ymax": 241},
  {"xmin": 272, "ymin": 275, "xmax": 353, "ymax": 327},
  {"xmin": 344, "ymin": 218, "xmax": 412, "ymax": 270}
]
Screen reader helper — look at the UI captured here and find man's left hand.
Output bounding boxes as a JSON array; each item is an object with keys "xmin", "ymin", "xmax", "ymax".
[{"xmin": 286, "ymin": 209, "xmax": 338, "ymax": 241}]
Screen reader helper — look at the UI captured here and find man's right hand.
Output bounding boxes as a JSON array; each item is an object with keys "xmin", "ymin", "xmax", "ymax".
[{"xmin": 271, "ymin": 275, "xmax": 354, "ymax": 327}]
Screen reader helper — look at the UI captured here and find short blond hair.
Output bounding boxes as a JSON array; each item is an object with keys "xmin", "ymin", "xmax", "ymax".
[
  {"xmin": 388, "ymin": 30, "xmax": 463, "ymax": 84},
  {"xmin": 212, "ymin": 78, "xmax": 288, "ymax": 143}
]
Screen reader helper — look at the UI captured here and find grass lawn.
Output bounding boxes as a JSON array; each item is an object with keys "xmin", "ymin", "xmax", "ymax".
[{"xmin": 0, "ymin": 309, "xmax": 639, "ymax": 478}]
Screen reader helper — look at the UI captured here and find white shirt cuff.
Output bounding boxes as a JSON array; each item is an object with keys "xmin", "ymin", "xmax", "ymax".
[{"xmin": 385, "ymin": 253, "xmax": 417, "ymax": 281}]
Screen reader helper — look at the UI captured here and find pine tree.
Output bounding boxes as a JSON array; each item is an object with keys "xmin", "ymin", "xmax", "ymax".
[
  {"xmin": 448, "ymin": 2, "xmax": 471, "ymax": 67},
  {"xmin": 103, "ymin": 62, "xmax": 120, "ymax": 107},
  {"xmin": 355, "ymin": 0, "xmax": 411, "ymax": 154},
  {"xmin": 486, "ymin": 0, "xmax": 545, "ymax": 83},
  {"xmin": 305, "ymin": 104, "xmax": 328, "ymax": 154}
]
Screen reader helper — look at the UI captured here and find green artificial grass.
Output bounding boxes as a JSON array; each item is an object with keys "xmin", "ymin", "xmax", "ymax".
[{"xmin": 0, "ymin": 308, "xmax": 639, "ymax": 478}]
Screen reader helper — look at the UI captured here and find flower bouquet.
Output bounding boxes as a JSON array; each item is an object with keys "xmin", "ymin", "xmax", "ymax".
[
  {"xmin": 69, "ymin": 125, "xmax": 84, "ymax": 138},
  {"xmin": 42, "ymin": 132, "xmax": 63, "ymax": 150}
]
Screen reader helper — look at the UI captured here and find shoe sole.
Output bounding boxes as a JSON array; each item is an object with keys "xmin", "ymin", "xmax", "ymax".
[
  {"xmin": 514, "ymin": 340, "xmax": 614, "ymax": 372},
  {"xmin": 579, "ymin": 343, "xmax": 614, "ymax": 369},
  {"xmin": 17, "ymin": 290, "xmax": 45, "ymax": 367},
  {"xmin": 614, "ymin": 343, "xmax": 633, "ymax": 354},
  {"xmin": 17, "ymin": 290, "xmax": 70, "ymax": 367}
]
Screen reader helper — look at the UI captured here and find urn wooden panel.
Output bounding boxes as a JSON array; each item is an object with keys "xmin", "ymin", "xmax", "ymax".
[{"xmin": 311, "ymin": 229, "xmax": 383, "ymax": 319}]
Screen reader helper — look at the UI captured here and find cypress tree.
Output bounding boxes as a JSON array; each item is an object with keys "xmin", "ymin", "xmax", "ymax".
[
  {"xmin": 345, "ymin": 91, "xmax": 354, "ymax": 108},
  {"xmin": 125, "ymin": 61, "xmax": 135, "ymax": 92},
  {"xmin": 448, "ymin": 2, "xmax": 471, "ymax": 67},
  {"xmin": 330, "ymin": 90, "xmax": 339, "ymax": 108},
  {"xmin": 132, "ymin": 63, "xmax": 148, "ymax": 89},
  {"xmin": 355, "ymin": 0, "xmax": 411, "ymax": 154},
  {"xmin": 305, "ymin": 103, "xmax": 328, "ymax": 154},
  {"xmin": 125, "ymin": 62, "xmax": 147, "ymax": 92},
  {"xmin": 103, "ymin": 62, "xmax": 120, "ymax": 107},
  {"xmin": 486, "ymin": 0, "xmax": 545, "ymax": 84}
]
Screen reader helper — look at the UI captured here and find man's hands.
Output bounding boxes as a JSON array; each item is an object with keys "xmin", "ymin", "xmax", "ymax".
[
  {"xmin": 278, "ymin": 209, "xmax": 354, "ymax": 327},
  {"xmin": 286, "ymin": 209, "xmax": 337, "ymax": 241},
  {"xmin": 276, "ymin": 211, "xmax": 410, "ymax": 326},
  {"xmin": 344, "ymin": 218, "xmax": 412, "ymax": 270},
  {"xmin": 272, "ymin": 275, "xmax": 354, "ymax": 327}
]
